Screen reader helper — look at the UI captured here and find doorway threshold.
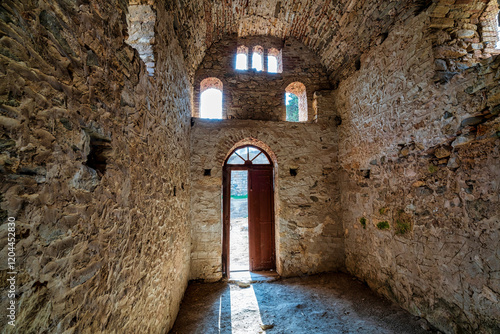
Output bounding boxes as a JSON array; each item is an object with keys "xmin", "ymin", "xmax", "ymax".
[{"xmin": 228, "ymin": 270, "xmax": 280, "ymax": 283}]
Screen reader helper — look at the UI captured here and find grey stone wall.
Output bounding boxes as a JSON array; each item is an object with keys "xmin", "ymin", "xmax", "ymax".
[
  {"xmin": 0, "ymin": 2, "xmax": 191, "ymax": 333},
  {"xmin": 334, "ymin": 12, "xmax": 500, "ymax": 334},
  {"xmin": 190, "ymin": 119, "xmax": 344, "ymax": 281}
]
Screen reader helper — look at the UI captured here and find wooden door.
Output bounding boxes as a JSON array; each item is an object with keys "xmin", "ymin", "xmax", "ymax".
[
  {"xmin": 248, "ymin": 168, "xmax": 275, "ymax": 271},
  {"xmin": 222, "ymin": 166, "xmax": 230, "ymax": 276}
]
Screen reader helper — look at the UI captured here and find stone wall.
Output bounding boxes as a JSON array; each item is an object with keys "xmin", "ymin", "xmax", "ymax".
[
  {"xmin": 430, "ymin": 0, "xmax": 500, "ymax": 82},
  {"xmin": 190, "ymin": 119, "xmax": 343, "ymax": 281},
  {"xmin": 170, "ymin": 0, "xmax": 425, "ymax": 83},
  {"xmin": 334, "ymin": 11, "xmax": 500, "ymax": 334},
  {"xmin": 0, "ymin": 1, "xmax": 191, "ymax": 333},
  {"xmin": 193, "ymin": 35, "xmax": 331, "ymax": 121}
]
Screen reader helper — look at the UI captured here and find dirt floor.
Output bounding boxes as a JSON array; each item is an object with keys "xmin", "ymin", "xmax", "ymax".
[
  {"xmin": 230, "ymin": 217, "xmax": 249, "ymax": 271},
  {"xmin": 230, "ymin": 197, "xmax": 249, "ymax": 271},
  {"xmin": 169, "ymin": 272, "xmax": 438, "ymax": 334}
]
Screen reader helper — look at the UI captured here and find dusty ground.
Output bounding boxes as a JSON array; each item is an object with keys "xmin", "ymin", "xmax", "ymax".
[
  {"xmin": 169, "ymin": 272, "xmax": 437, "ymax": 334},
  {"xmin": 230, "ymin": 198, "xmax": 249, "ymax": 271},
  {"xmin": 230, "ymin": 217, "xmax": 249, "ymax": 271}
]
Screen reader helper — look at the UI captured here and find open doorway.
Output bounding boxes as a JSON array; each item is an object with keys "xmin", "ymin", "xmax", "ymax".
[
  {"xmin": 222, "ymin": 145, "xmax": 276, "ymax": 277},
  {"xmin": 230, "ymin": 170, "xmax": 249, "ymax": 271}
]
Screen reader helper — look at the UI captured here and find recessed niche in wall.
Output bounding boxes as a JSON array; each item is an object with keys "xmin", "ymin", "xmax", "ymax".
[{"xmin": 84, "ymin": 128, "xmax": 112, "ymax": 176}]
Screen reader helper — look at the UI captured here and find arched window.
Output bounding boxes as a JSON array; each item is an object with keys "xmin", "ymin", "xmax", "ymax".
[
  {"xmin": 125, "ymin": 5, "xmax": 156, "ymax": 76},
  {"xmin": 478, "ymin": 2, "xmax": 500, "ymax": 53},
  {"xmin": 267, "ymin": 48, "xmax": 282, "ymax": 73},
  {"xmin": 285, "ymin": 82, "xmax": 307, "ymax": 122},
  {"xmin": 200, "ymin": 77, "xmax": 223, "ymax": 119},
  {"xmin": 226, "ymin": 146, "xmax": 271, "ymax": 165},
  {"xmin": 252, "ymin": 46, "xmax": 264, "ymax": 71},
  {"xmin": 235, "ymin": 45, "xmax": 248, "ymax": 70},
  {"xmin": 497, "ymin": 13, "xmax": 500, "ymax": 49}
]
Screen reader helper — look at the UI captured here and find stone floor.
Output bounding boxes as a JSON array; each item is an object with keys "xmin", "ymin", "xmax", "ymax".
[{"xmin": 169, "ymin": 272, "xmax": 437, "ymax": 334}]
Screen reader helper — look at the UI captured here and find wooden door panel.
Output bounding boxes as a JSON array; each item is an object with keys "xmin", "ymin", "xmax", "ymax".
[
  {"xmin": 249, "ymin": 169, "xmax": 275, "ymax": 271},
  {"xmin": 222, "ymin": 166, "xmax": 230, "ymax": 276}
]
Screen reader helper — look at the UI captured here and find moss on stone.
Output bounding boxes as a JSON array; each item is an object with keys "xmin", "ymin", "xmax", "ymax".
[
  {"xmin": 376, "ymin": 221, "xmax": 390, "ymax": 230},
  {"xmin": 395, "ymin": 219, "xmax": 411, "ymax": 235},
  {"xmin": 359, "ymin": 217, "xmax": 366, "ymax": 229},
  {"xmin": 394, "ymin": 209, "xmax": 412, "ymax": 235}
]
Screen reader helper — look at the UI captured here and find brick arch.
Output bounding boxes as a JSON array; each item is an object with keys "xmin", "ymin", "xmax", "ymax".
[
  {"xmin": 285, "ymin": 81, "xmax": 308, "ymax": 122},
  {"xmin": 429, "ymin": 0, "xmax": 499, "ymax": 81},
  {"xmin": 251, "ymin": 45, "xmax": 265, "ymax": 71},
  {"xmin": 236, "ymin": 45, "xmax": 249, "ymax": 70},
  {"xmin": 200, "ymin": 77, "xmax": 223, "ymax": 93},
  {"xmin": 125, "ymin": 3, "xmax": 156, "ymax": 76},
  {"xmin": 222, "ymin": 137, "xmax": 278, "ymax": 168},
  {"xmin": 193, "ymin": 76, "xmax": 226, "ymax": 118}
]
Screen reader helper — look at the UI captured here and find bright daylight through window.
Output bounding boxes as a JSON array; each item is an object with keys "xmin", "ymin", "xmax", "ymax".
[
  {"xmin": 200, "ymin": 88, "xmax": 222, "ymax": 119},
  {"xmin": 268, "ymin": 55, "xmax": 278, "ymax": 73}
]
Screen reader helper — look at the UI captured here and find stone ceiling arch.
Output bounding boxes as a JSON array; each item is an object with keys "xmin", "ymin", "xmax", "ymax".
[{"xmin": 167, "ymin": 0, "xmax": 437, "ymax": 82}]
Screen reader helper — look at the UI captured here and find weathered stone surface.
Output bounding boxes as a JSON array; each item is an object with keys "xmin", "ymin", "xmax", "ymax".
[
  {"xmin": 169, "ymin": 0, "xmax": 432, "ymax": 82},
  {"xmin": 0, "ymin": 2, "xmax": 191, "ymax": 333},
  {"xmin": 333, "ymin": 11, "xmax": 500, "ymax": 334},
  {"xmin": 434, "ymin": 59, "xmax": 448, "ymax": 71},
  {"xmin": 125, "ymin": 5, "xmax": 156, "ymax": 76},
  {"xmin": 434, "ymin": 46, "xmax": 468, "ymax": 59},
  {"xmin": 193, "ymin": 36, "xmax": 331, "ymax": 121},
  {"xmin": 456, "ymin": 29, "xmax": 476, "ymax": 39},
  {"xmin": 0, "ymin": 1, "xmax": 499, "ymax": 334},
  {"xmin": 190, "ymin": 119, "xmax": 343, "ymax": 280}
]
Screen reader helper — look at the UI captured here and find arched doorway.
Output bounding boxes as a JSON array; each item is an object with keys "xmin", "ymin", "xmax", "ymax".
[{"xmin": 222, "ymin": 145, "xmax": 276, "ymax": 277}]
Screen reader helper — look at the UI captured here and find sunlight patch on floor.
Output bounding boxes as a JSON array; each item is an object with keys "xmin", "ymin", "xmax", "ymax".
[{"xmin": 227, "ymin": 284, "xmax": 266, "ymax": 333}]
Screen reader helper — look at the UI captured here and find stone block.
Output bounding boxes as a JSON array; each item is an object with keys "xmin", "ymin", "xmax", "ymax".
[{"xmin": 430, "ymin": 17, "xmax": 455, "ymax": 28}]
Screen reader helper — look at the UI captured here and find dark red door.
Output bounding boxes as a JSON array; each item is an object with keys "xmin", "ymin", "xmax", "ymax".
[{"xmin": 248, "ymin": 168, "xmax": 275, "ymax": 271}]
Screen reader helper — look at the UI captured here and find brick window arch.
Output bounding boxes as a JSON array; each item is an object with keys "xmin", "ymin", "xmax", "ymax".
[
  {"xmin": 252, "ymin": 45, "xmax": 264, "ymax": 71},
  {"xmin": 235, "ymin": 45, "xmax": 248, "ymax": 70},
  {"xmin": 285, "ymin": 82, "xmax": 307, "ymax": 122},
  {"xmin": 267, "ymin": 48, "xmax": 282, "ymax": 73},
  {"xmin": 479, "ymin": 0, "xmax": 500, "ymax": 53},
  {"xmin": 125, "ymin": 5, "xmax": 156, "ymax": 76},
  {"xmin": 200, "ymin": 77, "xmax": 223, "ymax": 119}
]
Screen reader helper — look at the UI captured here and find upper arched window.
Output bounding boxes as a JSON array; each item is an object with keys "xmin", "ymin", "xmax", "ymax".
[
  {"xmin": 496, "ymin": 13, "xmax": 500, "ymax": 49},
  {"xmin": 285, "ymin": 82, "xmax": 307, "ymax": 122},
  {"xmin": 226, "ymin": 146, "xmax": 270, "ymax": 165},
  {"xmin": 478, "ymin": 3, "xmax": 500, "ymax": 53},
  {"xmin": 200, "ymin": 77, "xmax": 223, "ymax": 119},
  {"xmin": 235, "ymin": 45, "xmax": 248, "ymax": 70},
  {"xmin": 267, "ymin": 48, "xmax": 282, "ymax": 73},
  {"xmin": 252, "ymin": 46, "xmax": 264, "ymax": 71}
]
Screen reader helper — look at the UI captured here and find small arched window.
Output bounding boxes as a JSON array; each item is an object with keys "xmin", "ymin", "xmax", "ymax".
[
  {"xmin": 200, "ymin": 77, "xmax": 223, "ymax": 119},
  {"xmin": 235, "ymin": 45, "xmax": 248, "ymax": 70},
  {"xmin": 267, "ymin": 48, "xmax": 282, "ymax": 73},
  {"xmin": 226, "ymin": 146, "xmax": 271, "ymax": 165},
  {"xmin": 285, "ymin": 82, "xmax": 307, "ymax": 122},
  {"xmin": 252, "ymin": 46, "xmax": 264, "ymax": 71},
  {"xmin": 497, "ymin": 13, "xmax": 500, "ymax": 49}
]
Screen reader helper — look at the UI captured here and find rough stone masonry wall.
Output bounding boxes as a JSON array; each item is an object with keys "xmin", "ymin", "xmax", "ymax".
[
  {"xmin": 0, "ymin": 1, "xmax": 191, "ymax": 333},
  {"xmin": 193, "ymin": 35, "xmax": 331, "ymax": 121},
  {"xmin": 190, "ymin": 119, "xmax": 343, "ymax": 281},
  {"xmin": 429, "ymin": 0, "xmax": 500, "ymax": 82},
  {"xmin": 333, "ymin": 11, "xmax": 499, "ymax": 334}
]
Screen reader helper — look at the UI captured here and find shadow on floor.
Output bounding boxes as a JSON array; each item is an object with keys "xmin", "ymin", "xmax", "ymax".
[{"xmin": 169, "ymin": 272, "xmax": 435, "ymax": 334}]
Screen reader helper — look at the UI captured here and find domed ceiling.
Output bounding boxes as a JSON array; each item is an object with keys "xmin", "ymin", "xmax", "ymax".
[{"xmin": 167, "ymin": 0, "xmax": 430, "ymax": 81}]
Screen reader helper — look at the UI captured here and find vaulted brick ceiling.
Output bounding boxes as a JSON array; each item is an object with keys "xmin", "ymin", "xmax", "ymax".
[{"xmin": 168, "ymin": 0, "xmax": 429, "ymax": 82}]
